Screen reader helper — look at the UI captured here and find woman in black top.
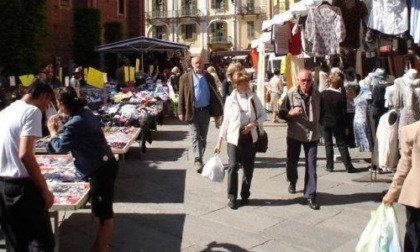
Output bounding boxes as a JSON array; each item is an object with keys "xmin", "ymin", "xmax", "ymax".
[{"xmin": 320, "ymin": 74, "xmax": 357, "ymax": 173}]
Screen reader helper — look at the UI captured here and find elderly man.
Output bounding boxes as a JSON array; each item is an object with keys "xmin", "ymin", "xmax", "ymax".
[
  {"xmin": 178, "ymin": 56, "xmax": 223, "ymax": 172},
  {"xmin": 279, "ymin": 69, "xmax": 321, "ymax": 210}
]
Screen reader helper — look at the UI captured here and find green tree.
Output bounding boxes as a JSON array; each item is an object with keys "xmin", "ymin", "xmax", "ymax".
[
  {"xmin": 73, "ymin": 8, "xmax": 101, "ymax": 68},
  {"xmin": 103, "ymin": 22, "xmax": 123, "ymax": 76},
  {"xmin": 0, "ymin": 0, "xmax": 47, "ymax": 75}
]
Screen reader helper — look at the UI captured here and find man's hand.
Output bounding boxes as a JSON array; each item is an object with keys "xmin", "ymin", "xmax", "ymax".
[
  {"xmin": 42, "ymin": 189, "xmax": 55, "ymax": 210},
  {"xmin": 178, "ymin": 114, "xmax": 184, "ymax": 121}
]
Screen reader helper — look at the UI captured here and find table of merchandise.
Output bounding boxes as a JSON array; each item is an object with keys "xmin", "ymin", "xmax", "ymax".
[
  {"xmin": 103, "ymin": 126, "xmax": 141, "ymax": 166},
  {"xmin": 37, "ymin": 154, "xmax": 89, "ymax": 252},
  {"xmin": 35, "ymin": 126, "xmax": 141, "ymax": 163}
]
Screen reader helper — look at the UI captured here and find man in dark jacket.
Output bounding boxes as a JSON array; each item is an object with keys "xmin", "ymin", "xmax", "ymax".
[
  {"xmin": 178, "ymin": 56, "xmax": 223, "ymax": 172},
  {"xmin": 279, "ymin": 69, "xmax": 321, "ymax": 210}
]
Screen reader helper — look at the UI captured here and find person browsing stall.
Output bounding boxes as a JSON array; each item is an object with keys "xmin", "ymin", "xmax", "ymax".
[
  {"xmin": 320, "ymin": 74, "xmax": 357, "ymax": 173},
  {"xmin": 47, "ymin": 87, "xmax": 119, "ymax": 252},
  {"xmin": 0, "ymin": 80, "xmax": 55, "ymax": 251},
  {"xmin": 177, "ymin": 56, "xmax": 224, "ymax": 172},
  {"xmin": 214, "ymin": 70, "xmax": 267, "ymax": 209},
  {"xmin": 278, "ymin": 69, "xmax": 321, "ymax": 210}
]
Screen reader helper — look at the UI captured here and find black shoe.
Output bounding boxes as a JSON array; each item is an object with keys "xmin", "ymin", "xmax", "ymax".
[
  {"xmin": 196, "ymin": 167, "xmax": 203, "ymax": 174},
  {"xmin": 288, "ymin": 183, "xmax": 296, "ymax": 194},
  {"xmin": 347, "ymin": 167, "xmax": 358, "ymax": 173},
  {"xmin": 325, "ymin": 168, "xmax": 333, "ymax": 172},
  {"xmin": 240, "ymin": 198, "xmax": 249, "ymax": 206},
  {"xmin": 307, "ymin": 198, "xmax": 320, "ymax": 210},
  {"xmin": 228, "ymin": 199, "xmax": 237, "ymax": 209}
]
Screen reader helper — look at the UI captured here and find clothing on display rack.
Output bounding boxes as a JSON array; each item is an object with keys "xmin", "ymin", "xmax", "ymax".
[{"xmin": 376, "ymin": 110, "xmax": 399, "ymax": 172}]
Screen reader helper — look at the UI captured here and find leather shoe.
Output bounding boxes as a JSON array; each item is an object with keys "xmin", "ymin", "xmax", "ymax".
[
  {"xmin": 325, "ymin": 168, "xmax": 333, "ymax": 172},
  {"xmin": 307, "ymin": 198, "xmax": 320, "ymax": 210},
  {"xmin": 228, "ymin": 199, "xmax": 237, "ymax": 209},
  {"xmin": 240, "ymin": 198, "xmax": 249, "ymax": 206},
  {"xmin": 288, "ymin": 183, "xmax": 296, "ymax": 194},
  {"xmin": 347, "ymin": 167, "xmax": 358, "ymax": 173},
  {"xmin": 196, "ymin": 167, "xmax": 203, "ymax": 174}
]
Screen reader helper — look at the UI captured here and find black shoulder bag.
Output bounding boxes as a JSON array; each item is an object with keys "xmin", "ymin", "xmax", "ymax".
[{"xmin": 251, "ymin": 98, "xmax": 268, "ymax": 153}]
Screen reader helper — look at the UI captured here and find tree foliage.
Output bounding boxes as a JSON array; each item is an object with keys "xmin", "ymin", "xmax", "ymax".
[
  {"xmin": 0, "ymin": 0, "xmax": 47, "ymax": 75},
  {"xmin": 73, "ymin": 8, "xmax": 101, "ymax": 68}
]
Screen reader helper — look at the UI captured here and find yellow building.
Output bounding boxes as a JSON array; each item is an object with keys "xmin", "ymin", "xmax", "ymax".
[{"xmin": 145, "ymin": 0, "xmax": 295, "ymax": 62}]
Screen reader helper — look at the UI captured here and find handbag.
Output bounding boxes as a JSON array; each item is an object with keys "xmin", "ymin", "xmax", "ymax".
[{"xmin": 251, "ymin": 98, "xmax": 268, "ymax": 153}]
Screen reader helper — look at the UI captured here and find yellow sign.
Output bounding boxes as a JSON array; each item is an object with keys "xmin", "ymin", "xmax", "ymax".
[
  {"xmin": 86, "ymin": 67, "xmax": 105, "ymax": 88},
  {"xmin": 135, "ymin": 59, "xmax": 140, "ymax": 73},
  {"xmin": 19, "ymin": 74, "xmax": 36, "ymax": 87},
  {"xmin": 124, "ymin": 66, "xmax": 135, "ymax": 82}
]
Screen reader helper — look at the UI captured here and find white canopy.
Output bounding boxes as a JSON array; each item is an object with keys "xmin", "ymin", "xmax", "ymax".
[{"xmin": 261, "ymin": 0, "xmax": 332, "ymax": 31}]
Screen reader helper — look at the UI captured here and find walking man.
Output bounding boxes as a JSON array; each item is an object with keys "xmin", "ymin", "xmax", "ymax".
[
  {"xmin": 178, "ymin": 56, "xmax": 223, "ymax": 172},
  {"xmin": 0, "ymin": 80, "xmax": 55, "ymax": 251},
  {"xmin": 279, "ymin": 69, "xmax": 321, "ymax": 210}
]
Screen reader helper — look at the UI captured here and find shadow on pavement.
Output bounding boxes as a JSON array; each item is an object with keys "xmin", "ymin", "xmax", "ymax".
[
  {"xmin": 200, "ymin": 241, "xmax": 248, "ymax": 252},
  {"xmin": 58, "ymin": 213, "xmax": 185, "ymax": 252},
  {"xmin": 152, "ymin": 130, "xmax": 189, "ymax": 141},
  {"xmin": 317, "ymin": 192, "xmax": 383, "ymax": 206}
]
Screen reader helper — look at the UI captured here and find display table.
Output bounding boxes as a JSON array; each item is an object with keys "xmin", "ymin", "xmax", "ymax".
[
  {"xmin": 37, "ymin": 154, "xmax": 90, "ymax": 252},
  {"xmin": 35, "ymin": 127, "xmax": 141, "ymax": 164}
]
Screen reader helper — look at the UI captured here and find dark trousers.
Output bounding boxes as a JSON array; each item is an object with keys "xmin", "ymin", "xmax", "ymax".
[
  {"xmin": 0, "ymin": 178, "xmax": 54, "ymax": 252},
  {"xmin": 405, "ymin": 206, "xmax": 420, "ymax": 252},
  {"xmin": 189, "ymin": 108, "xmax": 210, "ymax": 163},
  {"xmin": 321, "ymin": 125, "xmax": 353, "ymax": 171},
  {"xmin": 227, "ymin": 134, "xmax": 256, "ymax": 200},
  {"xmin": 286, "ymin": 137, "xmax": 318, "ymax": 199}
]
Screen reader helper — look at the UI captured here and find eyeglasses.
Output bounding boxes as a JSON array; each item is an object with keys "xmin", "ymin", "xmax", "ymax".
[{"xmin": 300, "ymin": 79, "xmax": 312, "ymax": 82}]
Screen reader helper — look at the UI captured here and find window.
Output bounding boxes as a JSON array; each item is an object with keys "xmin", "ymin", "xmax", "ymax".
[
  {"xmin": 118, "ymin": 0, "xmax": 125, "ymax": 15},
  {"xmin": 156, "ymin": 26, "xmax": 164, "ymax": 39},
  {"xmin": 247, "ymin": 21, "xmax": 254, "ymax": 37},
  {"xmin": 211, "ymin": 0, "xmax": 225, "ymax": 9},
  {"xmin": 184, "ymin": 24, "xmax": 196, "ymax": 40}
]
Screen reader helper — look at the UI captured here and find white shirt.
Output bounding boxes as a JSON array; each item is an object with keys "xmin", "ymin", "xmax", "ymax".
[
  {"xmin": 367, "ymin": 0, "xmax": 408, "ymax": 35},
  {"xmin": 0, "ymin": 100, "xmax": 42, "ymax": 178}
]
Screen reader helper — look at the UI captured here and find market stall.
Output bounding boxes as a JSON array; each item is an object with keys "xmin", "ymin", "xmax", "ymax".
[{"xmin": 37, "ymin": 154, "xmax": 90, "ymax": 252}]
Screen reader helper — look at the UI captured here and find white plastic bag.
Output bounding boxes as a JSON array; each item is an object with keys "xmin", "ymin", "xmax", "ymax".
[
  {"xmin": 355, "ymin": 203, "xmax": 402, "ymax": 252},
  {"xmin": 201, "ymin": 155, "xmax": 225, "ymax": 182}
]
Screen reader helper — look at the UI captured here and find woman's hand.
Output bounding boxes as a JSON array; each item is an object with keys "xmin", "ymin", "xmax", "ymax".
[
  {"xmin": 383, "ymin": 192, "xmax": 394, "ymax": 207},
  {"xmin": 47, "ymin": 116, "xmax": 58, "ymax": 134}
]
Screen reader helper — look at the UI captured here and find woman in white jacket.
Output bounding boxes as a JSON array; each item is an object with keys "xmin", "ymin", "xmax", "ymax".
[{"xmin": 214, "ymin": 70, "xmax": 267, "ymax": 209}]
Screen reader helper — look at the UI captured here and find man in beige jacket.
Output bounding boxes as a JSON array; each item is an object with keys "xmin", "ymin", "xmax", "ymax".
[{"xmin": 383, "ymin": 121, "xmax": 420, "ymax": 251}]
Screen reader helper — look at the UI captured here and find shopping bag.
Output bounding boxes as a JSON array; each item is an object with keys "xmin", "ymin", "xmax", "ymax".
[
  {"xmin": 355, "ymin": 203, "xmax": 402, "ymax": 252},
  {"xmin": 201, "ymin": 155, "xmax": 225, "ymax": 182}
]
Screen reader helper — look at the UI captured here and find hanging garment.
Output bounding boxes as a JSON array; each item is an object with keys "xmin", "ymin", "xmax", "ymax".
[
  {"xmin": 272, "ymin": 24, "xmax": 291, "ymax": 56},
  {"xmin": 353, "ymin": 87, "xmax": 373, "ymax": 152},
  {"xmin": 410, "ymin": 0, "xmax": 420, "ymax": 44},
  {"xmin": 376, "ymin": 110, "xmax": 399, "ymax": 171},
  {"xmin": 333, "ymin": 0, "xmax": 369, "ymax": 49},
  {"xmin": 304, "ymin": 5, "xmax": 346, "ymax": 56},
  {"xmin": 288, "ymin": 21, "xmax": 302, "ymax": 55},
  {"xmin": 367, "ymin": 0, "xmax": 408, "ymax": 35}
]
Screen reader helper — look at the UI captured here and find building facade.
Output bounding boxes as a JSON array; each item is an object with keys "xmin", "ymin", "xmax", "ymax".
[{"xmin": 43, "ymin": 0, "xmax": 144, "ymax": 66}]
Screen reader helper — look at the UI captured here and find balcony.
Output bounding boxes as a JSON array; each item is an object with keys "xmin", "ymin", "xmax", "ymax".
[
  {"xmin": 145, "ymin": 10, "xmax": 176, "ymax": 19},
  {"xmin": 176, "ymin": 9, "xmax": 205, "ymax": 18},
  {"xmin": 208, "ymin": 35, "xmax": 233, "ymax": 50},
  {"xmin": 238, "ymin": 5, "xmax": 262, "ymax": 16}
]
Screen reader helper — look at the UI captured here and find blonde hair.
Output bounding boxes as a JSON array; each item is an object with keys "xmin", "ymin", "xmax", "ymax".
[
  {"xmin": 329, "ymin": 74, "xmax": 343, "ymax": 89},
  {"xmin": 207, "ymin": 66, "xmax": 216, "ymax": 73},
  {"xmin": 226, "ymin": 62, "xmax": 243, "ymax": 79},
  {"xmin": 231, "ymin": 70, "xmax": 249, "ymax": 89}
]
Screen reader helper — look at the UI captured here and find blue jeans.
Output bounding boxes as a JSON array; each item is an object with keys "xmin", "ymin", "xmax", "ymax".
[{"xmin": 286, "ymin": 137, "xmax": 318, "ymax": 199}]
